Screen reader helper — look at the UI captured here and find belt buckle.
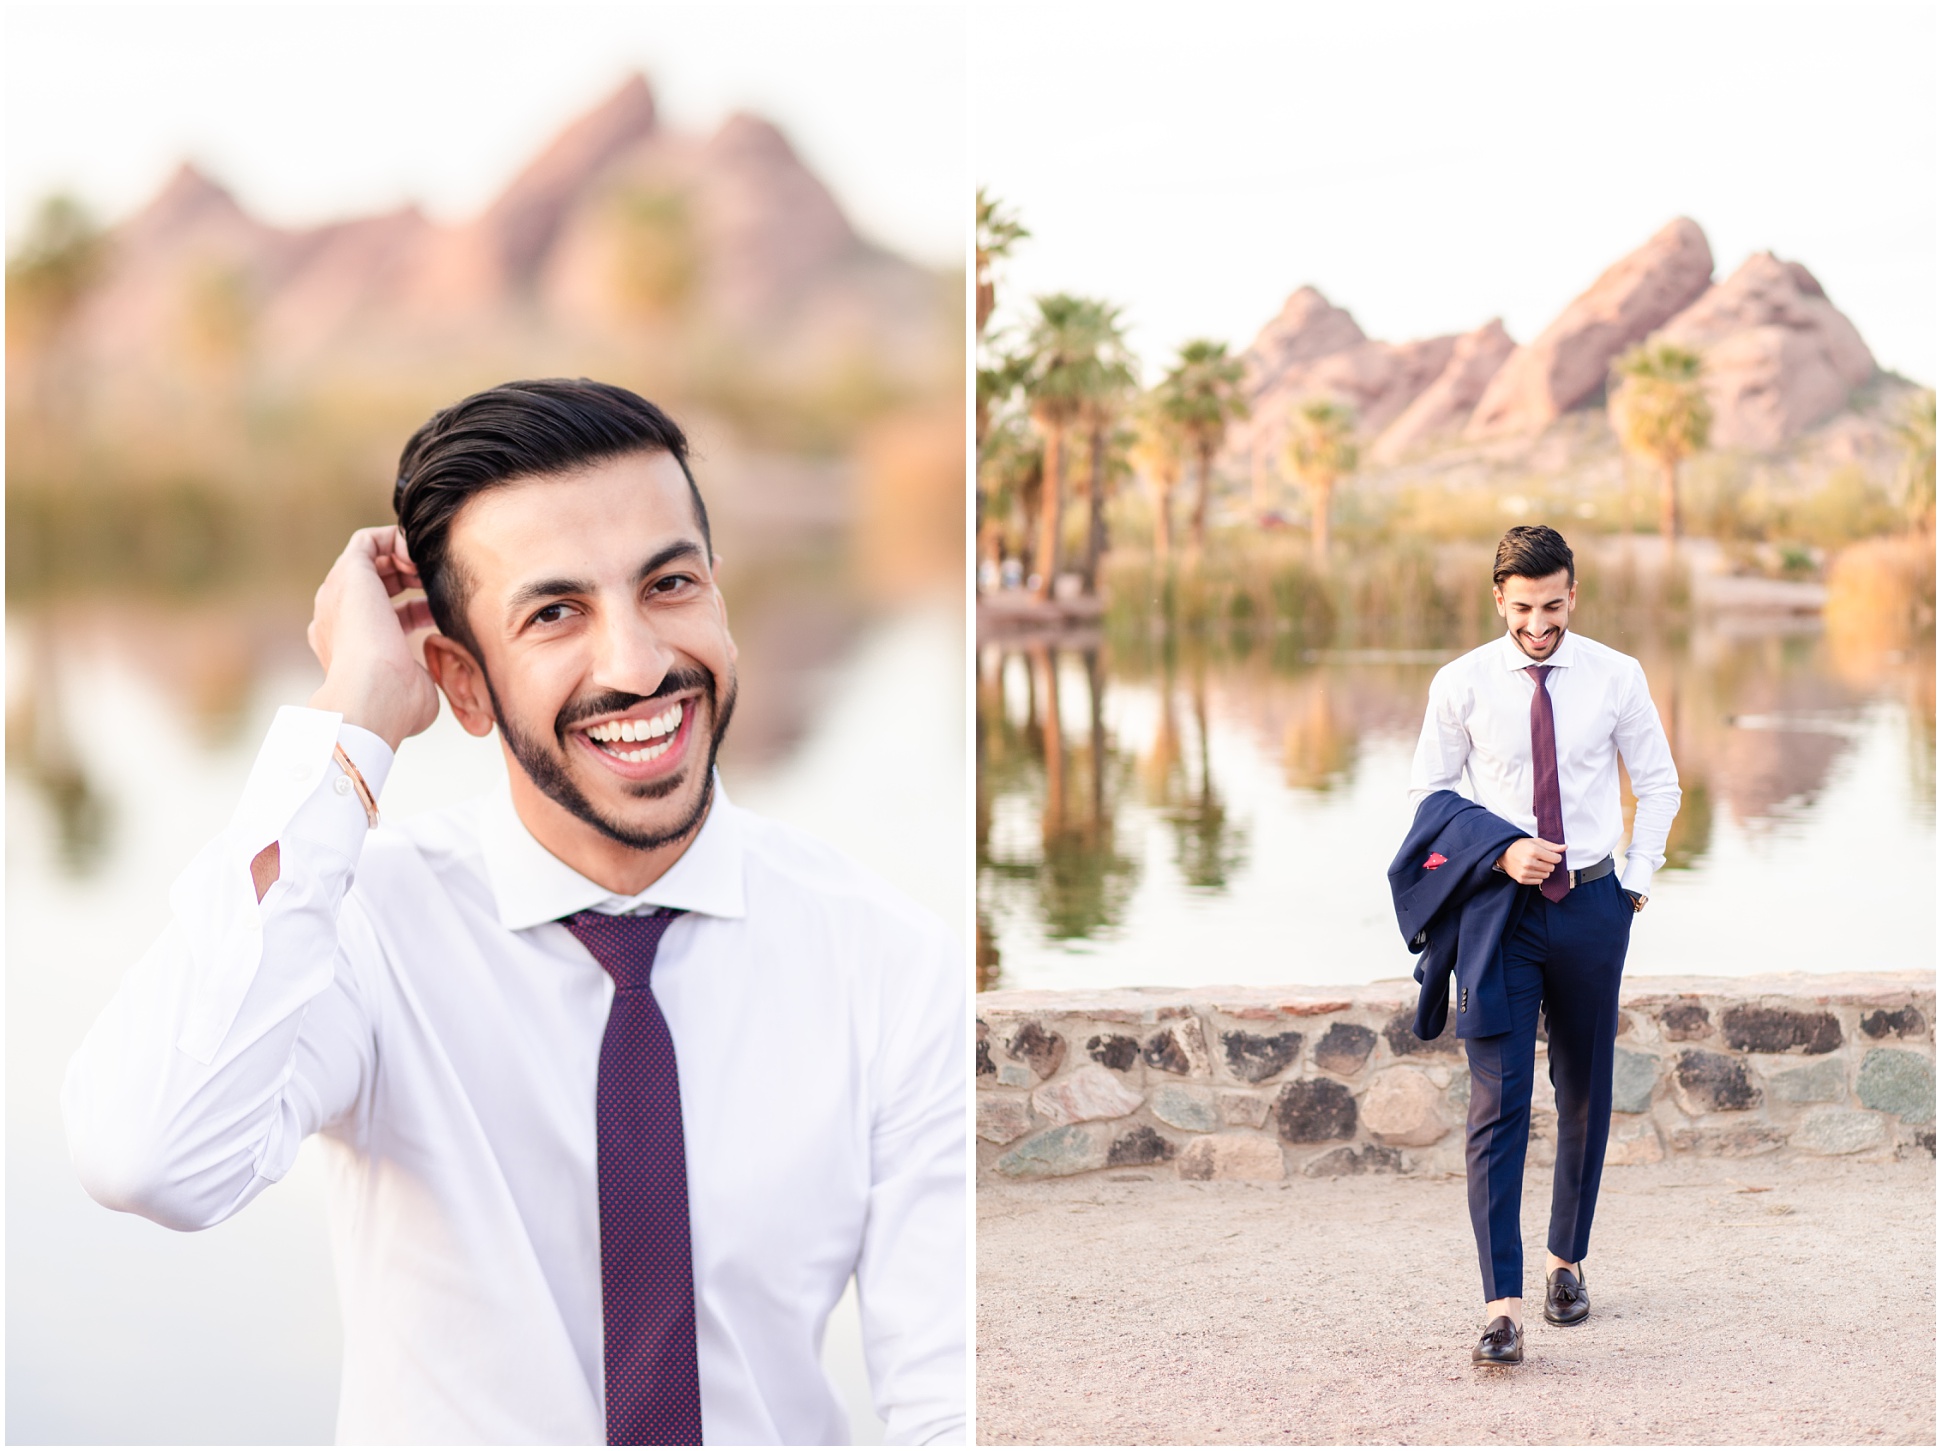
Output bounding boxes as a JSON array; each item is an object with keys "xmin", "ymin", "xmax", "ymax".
[{"xmin": 1568, "ymin": 866, "xmax": 1580, "ymax": 889}]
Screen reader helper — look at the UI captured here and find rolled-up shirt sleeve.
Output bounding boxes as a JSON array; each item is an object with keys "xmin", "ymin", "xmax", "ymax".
[
  {"xmin": 62, "ymin": 707, "xmax": 393, "ymax": 1232},
  {"xmin": 1408, "ymin": 665, "xmax": 1472, "ymax": 808},
  {"xmin": 1614, "ymin": 660, "xmax": 1681, "ymax": 898},
  {"xmin": 854, "ymin": 919, "xmax": 968, "ymax": 1445}
]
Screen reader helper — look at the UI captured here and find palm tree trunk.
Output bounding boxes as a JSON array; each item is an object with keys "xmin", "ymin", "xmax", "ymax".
[
  {"xmin": 1153, "ymin": 473, "xmax": 1174, "ymax": 563},
  {"xmin": 1036, "ymin": 425, "xmax": 1065, "ymax": 601},
  {"xmin": 1035, "ymin": 643, "xmax": 1065, "ymax": 842},
  {"xmin": 1083, "ymin": 421, "xmax": 1107, "ymax": 596},
  {"xmin": 1191, "ymin": 443, "xmax": 1214, "ymax": 555},
  {"xmin": 1310, "ymin": 476, "xmax": 1334, "ymax": 567},
  {"xmin": 1659, "ymin": 455, "xmax": 1680, "ymax": 550},
  {"xmin": 1084, "ymin": 646, "xmax": 1106, "ymax": 838}
]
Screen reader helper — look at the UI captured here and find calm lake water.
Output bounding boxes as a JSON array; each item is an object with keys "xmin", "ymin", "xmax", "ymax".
[
  {"xmin": 7, "ymin": 599, "xmax": 963, "ymax": 1446},
  {"xmin": 977, "ymin": 615, "xmax": 1935, "ymax": 994}
]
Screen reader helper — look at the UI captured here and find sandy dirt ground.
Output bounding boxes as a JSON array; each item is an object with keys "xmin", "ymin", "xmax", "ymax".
[{"xmin": 976, "ymin": 1157, "xmax": 1934, "ymax": 1445}]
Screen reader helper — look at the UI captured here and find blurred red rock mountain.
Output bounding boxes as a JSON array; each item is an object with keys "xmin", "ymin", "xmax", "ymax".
[{"xmin": 19, "ymin": 74, "xmax": 956, "ymax": 446}]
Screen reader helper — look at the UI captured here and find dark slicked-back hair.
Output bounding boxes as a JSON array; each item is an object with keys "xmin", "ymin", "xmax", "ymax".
[
  {"xmin": 393, "ymin": 378, "xmax": 710, "ymax": 652},
  {"xmin": 1492, "ymin": 524, "xmax": 1575, "ymax": 588}
]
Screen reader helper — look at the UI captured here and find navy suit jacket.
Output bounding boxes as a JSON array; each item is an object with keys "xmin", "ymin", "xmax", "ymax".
[{"xmin": 1388, "ymin": 789, "xmax": 1529, "ymax": 1041}]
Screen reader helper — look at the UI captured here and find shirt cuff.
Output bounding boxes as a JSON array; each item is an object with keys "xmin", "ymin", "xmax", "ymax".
[
  {"xmin": 229, "ymin": 707, "xmax": 396, "ymax": 864},
  {"xmin": 286, "ymin": 719, "xmax": 396, "ymax": 863},
  {"xmin": 1619, "ymin": 857, "xmax": 1655, "ymax": 899},
  {"xmin": 174, "ymin": 707, "xmax": 393, "ymax": 1065},
  {"xmin": 337, "ymin": 721, "xmax": 395, "ymax": 800}
]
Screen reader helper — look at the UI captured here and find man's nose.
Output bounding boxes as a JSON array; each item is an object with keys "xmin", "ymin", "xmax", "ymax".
[{"xmin": 589, "ymin": 614, "xmax": 675, "ymax": 697}]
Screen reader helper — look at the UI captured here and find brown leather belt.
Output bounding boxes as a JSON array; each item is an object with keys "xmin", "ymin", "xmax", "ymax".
[{"xmin": 1569, "ymin": 855, "xmax": 1616, "ymax": 889}]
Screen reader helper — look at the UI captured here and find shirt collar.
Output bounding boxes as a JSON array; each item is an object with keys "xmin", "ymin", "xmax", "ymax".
[
  {"xmin": 479, "ymin": 771, "xmax": 749, "ymax": 931},
  {"xmin": 1497, "ymin": 627, "xmax": 1579, "ymax": 671}
]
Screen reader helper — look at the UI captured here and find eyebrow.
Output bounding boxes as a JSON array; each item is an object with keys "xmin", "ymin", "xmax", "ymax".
[{"xmin": 503, "ymin": 541, "xmax": 708, "ymax": 627}]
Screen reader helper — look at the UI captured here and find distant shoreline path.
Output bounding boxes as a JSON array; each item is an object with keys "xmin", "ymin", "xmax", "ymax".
[{"xmin": 976, "ymin": 1156, "xmax": 1935, "ymax": 1445}]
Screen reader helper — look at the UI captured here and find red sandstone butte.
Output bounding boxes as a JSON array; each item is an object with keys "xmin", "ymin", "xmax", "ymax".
[
  {"xmin": 1228, "ymin": 286, "xmax": 1460, "ymax": 489},
  {"xmin": 1464, "ymin": 217, "xmax": 1716, "ymax": 440},
  {"xmin": 1649, "ymin": 252, "xmax": 1878, "ymax": 451},
  {"xmin": 1370, "ymin": 318, "xmax": 1516, "ymax": 463}
]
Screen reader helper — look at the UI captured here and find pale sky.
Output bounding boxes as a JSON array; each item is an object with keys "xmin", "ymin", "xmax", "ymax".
[
  {"xmin": 5, "ymin": 1, "xmax": 967, "ymax": 269},
  {"xmin": 976, "ymin": 0, "xmax": 1937, "ymax": 385}
]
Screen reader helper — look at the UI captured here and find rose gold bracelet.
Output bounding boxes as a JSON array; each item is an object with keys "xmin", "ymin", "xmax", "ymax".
[{"xmin": 333, "ymin": 743, "xmax": 381, "ymax": 828}]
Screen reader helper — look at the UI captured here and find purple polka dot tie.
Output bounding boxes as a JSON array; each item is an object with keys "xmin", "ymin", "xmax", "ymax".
[
  {"xmin": 1526, "ymin": 664, "xmax": 1570, "ymax": 903},
  {"xmin": 560, "ymin": 909, "xmax": 703, "ymax": 1447}
]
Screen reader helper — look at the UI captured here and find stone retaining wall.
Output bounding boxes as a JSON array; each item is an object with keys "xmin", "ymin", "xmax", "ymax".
[{"xmin": 976, "ymin": 974, "xmax": 1935, "ymax": 1181}]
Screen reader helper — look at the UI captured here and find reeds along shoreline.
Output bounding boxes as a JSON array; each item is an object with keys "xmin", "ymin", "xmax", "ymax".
[
  {"xmin": 1095, "ymin": 538, "xmax": 1713, "ymax": 649},
  {"xmin": 1095, "ymin": 530, "xmax": 1933, "ymax": 644}
]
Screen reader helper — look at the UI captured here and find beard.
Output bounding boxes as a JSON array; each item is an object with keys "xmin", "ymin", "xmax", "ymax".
[
  {"xmin": 1512, "ymin": 623, "xmax": 1566, "ymax": 660},
  {"xmin": 486, "ymin": 663, "xmax": 738, "ymax": 852}
]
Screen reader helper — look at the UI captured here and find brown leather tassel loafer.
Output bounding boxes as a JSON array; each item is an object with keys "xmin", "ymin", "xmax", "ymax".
[
  {"xmin": 1471, "ymin": 1315, "xmax": 1523, "ymax": 1365},
  {"xmin": 1543, "ymin": 1265, "xmax": 1589, "ymax": 1326}
]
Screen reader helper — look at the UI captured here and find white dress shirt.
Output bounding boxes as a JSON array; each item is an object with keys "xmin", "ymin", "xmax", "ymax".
[
  {"xmin": 1407, "ymin": 629, "xmax": 1681, "ymax": 898},
  {"xmin": 62, "ymin": 707, "xmax": 966, "ymax": 1446}
]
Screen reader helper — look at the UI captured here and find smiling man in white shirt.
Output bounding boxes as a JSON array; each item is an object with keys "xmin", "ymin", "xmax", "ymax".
[
  {"xmin": 1408, "ymin": 524, "xmax": 1680, "ymax": 1368},
  {"xmin": 62, "ymin": 378, "xmax": 967, "ymax": 1445}
]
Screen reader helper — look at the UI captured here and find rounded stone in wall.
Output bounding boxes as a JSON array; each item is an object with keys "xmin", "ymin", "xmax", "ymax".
[
  {"xmin": 1360, "ymin": 1067, "xmax": 1450, "ymax": 1147},
  {"xmin": 1856, "ymin": 1048, "xmax": 1936, "ymax": 1124},
  {"xmin": 1274, "ymin": 1078, "xmax": 1357, "ymax": 1142}
]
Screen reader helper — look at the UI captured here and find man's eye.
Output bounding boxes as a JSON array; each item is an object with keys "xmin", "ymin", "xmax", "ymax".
[
  {"xmin": 650, "ymin": 574, "xmax": 694, "ymax": 594},
  {"xmin": 532, "ymin": 603, "xmax": 571, "ymax": 625}
]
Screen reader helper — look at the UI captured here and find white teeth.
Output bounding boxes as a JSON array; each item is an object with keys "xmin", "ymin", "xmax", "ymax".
[
  {"xmin": 614, "ymin": 737, "xmax": 673, "ymax": 764},
  {"xmin": 585, "ymin": 700, "xmax": 686, "ymax": 756}
]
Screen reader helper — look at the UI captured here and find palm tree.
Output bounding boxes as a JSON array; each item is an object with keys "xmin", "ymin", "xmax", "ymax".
[
  {"xmin": 1133, "ymin": 395, "xmax": 1188, "ymax": 563},
  {"xmin": 978, "ymin": 406, "xmax": 1042, "ymax": 580},
  {"xmin": 1077, "ymin": 419, "xmax": 1137, "ymax": 595},
  {"xmin": 7, "ymin": 194, "xmax": 105, "ymax": 419},
  {"xmin": 975, "ymin": 192, "xmax": 1027, "ymax": 571},
  {"xmin": 1069, "ymin": 303, "xmax": 1138, "ymax": 594},
  {"xmin": 1609, "ymin": 343, "xmax": 1712, "ymax": 548},
  {"xmin": 1155, "ymin": 339, "xmax": 1249, "ymax": 555},
  {"xmin": 1017, "ymin": 293, "xmax": 1132, "ymax": 601},
  {"xmin": 975, "ymin": 189, "xmax": 1028, "ymax": 342},
  {"xmin": 5, "ymin": 194, "xmax": 103, "ymax": 349},
  {"xmin": 1282, "ymin": 398, "xmax": 1360, "ymax": 565}
]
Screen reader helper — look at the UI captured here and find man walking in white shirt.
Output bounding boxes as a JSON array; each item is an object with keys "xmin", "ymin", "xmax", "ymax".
[
  {"xmin": 62, "ymin": 379, "xmax": 966, "ymax": 1444},
  {"xmin": 1408, "ymin": 525, "xmax": 1680, "ymax": 1368}
]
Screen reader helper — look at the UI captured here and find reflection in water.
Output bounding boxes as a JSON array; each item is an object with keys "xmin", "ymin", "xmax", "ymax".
[
  {"xmin": 1148, "ymin": 657, "xmax": 1247, "ymax": 891},
  {"xmin": 7, "ymin": 625, "xmax": 113, "ymax": 874},
  {"xmin": 978, "ymin": 608, "xmax": 1934, "ymax": 992},
  {"xmin": 978, "ymin": 645, "xmax": 1141, "ymax": 961},
  {"xmin": 1280, "ymin": 676, "xmax": 1358, "ymax": 793},
  {"xmin": 1660, "ymin": 777, "xmax": 1713, "ymax": 871}
]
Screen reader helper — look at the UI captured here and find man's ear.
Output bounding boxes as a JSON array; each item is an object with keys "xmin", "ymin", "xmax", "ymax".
[{"xmin": 423, "ymin": 634, "xmax": 497, "ymax": 737}]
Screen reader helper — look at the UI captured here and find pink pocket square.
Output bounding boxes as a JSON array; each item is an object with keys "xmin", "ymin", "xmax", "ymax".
[{"xmin": 1423, "ymin": 853, "xmax": 1447, "ymax": 870}]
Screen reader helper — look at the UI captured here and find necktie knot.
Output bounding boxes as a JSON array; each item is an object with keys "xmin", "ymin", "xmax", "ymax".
[
  {"xmin": 1526, "ymin": 663, "xmax": 1552, "ymax": 686},
  {"xmin": 561, "ymin": 908, "xmax": 684, "ymax": 991}
]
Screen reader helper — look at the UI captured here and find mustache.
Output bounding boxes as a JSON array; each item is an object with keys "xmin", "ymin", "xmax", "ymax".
[{"xmin": 554, "ymin": 666, "xmax": 715, "ymax": 737}]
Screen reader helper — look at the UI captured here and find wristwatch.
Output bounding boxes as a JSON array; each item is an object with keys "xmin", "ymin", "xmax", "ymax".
[{"xmin": 1623, "ymin": 890, "xmax": 1647, "ymax": 913}]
